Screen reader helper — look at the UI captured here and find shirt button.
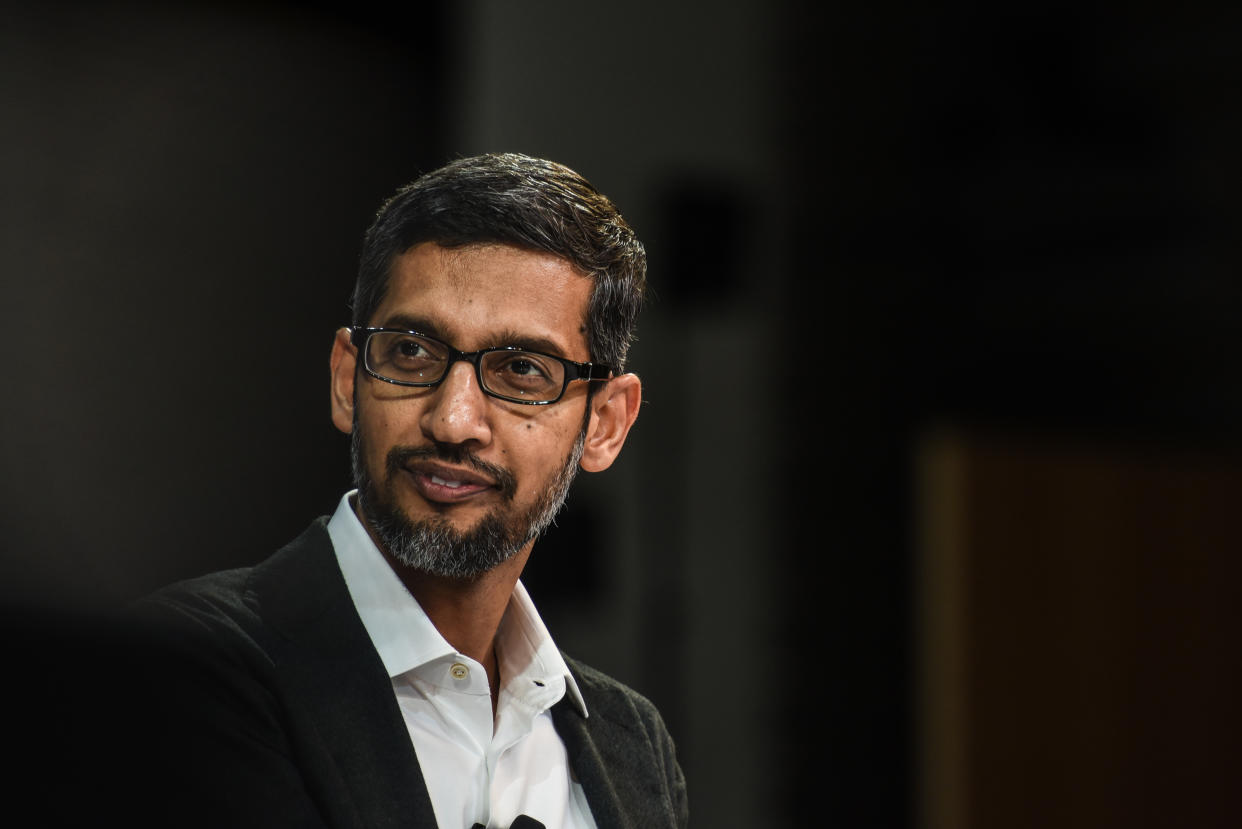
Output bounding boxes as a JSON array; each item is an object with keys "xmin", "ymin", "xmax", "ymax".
[{"xmin": 450, "ymin": 662, "xmax": 469, "ymax": 680}]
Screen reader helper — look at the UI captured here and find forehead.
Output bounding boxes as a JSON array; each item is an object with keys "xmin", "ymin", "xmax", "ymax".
[{"xmin": 371, "ymin": 242, "xmax": 593, "ymax": 358}]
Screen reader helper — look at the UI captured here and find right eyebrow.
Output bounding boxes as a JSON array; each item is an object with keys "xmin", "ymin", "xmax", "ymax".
[{"xmin": 374, "ymin": 314, "xmax": 444, "ymax": 339}]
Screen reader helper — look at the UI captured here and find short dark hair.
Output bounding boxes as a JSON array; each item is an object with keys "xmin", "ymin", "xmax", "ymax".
[{"xmin": 353, "ymin": 152, "xmax": 646, "ymax": 371}]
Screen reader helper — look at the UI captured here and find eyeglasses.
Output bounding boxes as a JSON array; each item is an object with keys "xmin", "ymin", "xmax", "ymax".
[{"xmin": 350, "ymin": 326, "xmax": 615, "ymax": 405}]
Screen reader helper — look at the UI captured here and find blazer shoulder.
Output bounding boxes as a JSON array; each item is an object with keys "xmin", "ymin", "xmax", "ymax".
[
  {"xmin": 108, "ymin": 517, "xmax": 394, "ymax": 828},
  {"xmin": 127, "ymin": 516, "xmax": 335, "ymax": 649}
]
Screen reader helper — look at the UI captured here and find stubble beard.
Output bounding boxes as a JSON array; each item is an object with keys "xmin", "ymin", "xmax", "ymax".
[{"xmin": 350, "ymin": 421, "xmax": 584, "ymax": 580}]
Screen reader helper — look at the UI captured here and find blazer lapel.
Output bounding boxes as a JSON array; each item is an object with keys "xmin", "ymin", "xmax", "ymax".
[
  {"xmin": 552, "ymin": 697, "xmax": 631, "ymax": 828},
  {"xmin": 254, "ymin": 520, "xmax": 439, "ymax": 828},
  {"xmin": 550, "ymin": 657, "xmax": 687, "ymax": 829},
  {"xmin": 552, "ymin": 695, "xmax": 675, "ymax": 829}
]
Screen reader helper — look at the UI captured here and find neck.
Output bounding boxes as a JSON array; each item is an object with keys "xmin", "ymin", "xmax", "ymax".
[
  {"xmin": 396, "ymin": 548, "xmax": 530, "ymax": 718},
  {"xmin": 397, "ymin": 553, "xmax": 528, "ymax": 662}
]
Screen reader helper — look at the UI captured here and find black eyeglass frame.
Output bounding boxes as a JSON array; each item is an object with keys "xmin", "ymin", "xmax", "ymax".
[{"xmin": 349, "ymin": 326, "xmax": 616, "ymax": 406}]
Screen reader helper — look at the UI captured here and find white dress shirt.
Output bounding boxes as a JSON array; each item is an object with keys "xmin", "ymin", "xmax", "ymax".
[{"xmin": 327, "ymin": 491, "xmax": 597, "ymax": 829}]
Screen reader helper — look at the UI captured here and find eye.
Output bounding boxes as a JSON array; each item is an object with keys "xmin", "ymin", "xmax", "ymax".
[
  {"xmin": 368, "ymin": 332, "xmax": 445, "ymax": 382},
  {"xmin": 385, "ymin": 336, "xmax": 435, "ymax": 366},
  {"xmin": 485, "ymin": 350, "xmax": 563, "ymax": 396},
  {"xmin": 395, "ymin": 339, "xmax": 429, "ymax": 360},
  {"xmin": 504, "ymin": 356, "xmax": 549, "ymax": 379}
]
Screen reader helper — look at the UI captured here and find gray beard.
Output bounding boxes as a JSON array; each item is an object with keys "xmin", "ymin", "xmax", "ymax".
[{"xmin": 351, "ymin": 425, "xmax": 584, "ymax": 580}]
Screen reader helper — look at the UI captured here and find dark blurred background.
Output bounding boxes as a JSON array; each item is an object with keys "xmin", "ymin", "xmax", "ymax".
[{"xmin": 4, "ymin": 2, "xmax": 1241, "ymax": 827}]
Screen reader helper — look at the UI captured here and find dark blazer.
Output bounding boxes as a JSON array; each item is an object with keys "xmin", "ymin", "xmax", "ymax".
[{"xmin": 120, "ymin": 518, "xmax": 687, "ymax": 829}]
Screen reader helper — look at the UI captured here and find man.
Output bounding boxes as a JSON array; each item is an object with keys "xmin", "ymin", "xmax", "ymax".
[{"xmin": 125, "ymin": 153, "xmax": 687, "ymax": 828}]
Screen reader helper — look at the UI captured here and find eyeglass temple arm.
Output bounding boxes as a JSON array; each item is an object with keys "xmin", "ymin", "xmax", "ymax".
[{"xmin": 578, "ymin": 363, "xmax": 616, "ymax": 381}]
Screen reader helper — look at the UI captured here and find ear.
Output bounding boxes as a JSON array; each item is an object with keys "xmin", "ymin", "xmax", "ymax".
[
  {"xmin": 329, "ymin": 327, "xmax": 357, "ymax": 435},
  {"xmin": 581, "ymin": 373, "xmax": 642, "ymax": 472}
]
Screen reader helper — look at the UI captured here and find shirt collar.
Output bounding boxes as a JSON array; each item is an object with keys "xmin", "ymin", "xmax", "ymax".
[{"xmin": 326, "ymin": 491, "xmax": 587, "ymax": 717}]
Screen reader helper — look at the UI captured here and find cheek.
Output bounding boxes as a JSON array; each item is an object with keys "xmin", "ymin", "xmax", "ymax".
[
  {"xmin": 503, "ymin": 414, "xmax": 580, "ymax": 478},
  {"xmin": 359, "ymin": 398, "xmax": 416, "ymax": 443},
  {"xmin": 354, "ymin": 408, "xmax": 403, "ymax": 473}
]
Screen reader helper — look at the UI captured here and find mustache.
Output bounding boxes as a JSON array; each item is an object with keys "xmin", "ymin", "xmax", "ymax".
[{"xmin": 384, "ymin": 443, "xmax": 518, "ymax": 501}]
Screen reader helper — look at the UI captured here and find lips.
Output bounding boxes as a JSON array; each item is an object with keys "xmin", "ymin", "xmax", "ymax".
[{"xmin": 404, "ymin": 461, "xmax": 497, "ymax": 504}]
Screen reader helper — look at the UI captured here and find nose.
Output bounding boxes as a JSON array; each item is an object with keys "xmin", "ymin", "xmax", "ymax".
[{"xmin": 419, "ymin": 359, "xmax": 493, "ymax": 447}]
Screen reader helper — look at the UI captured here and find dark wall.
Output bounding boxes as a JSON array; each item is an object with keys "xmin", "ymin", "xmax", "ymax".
[{"xmin": 780, "ymin": 5, "xmax": 1242, "ymax": 827}]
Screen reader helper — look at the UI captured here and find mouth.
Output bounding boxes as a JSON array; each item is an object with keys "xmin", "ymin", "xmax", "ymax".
[{"xmin": 404, "ymin": 461, "xmax": 499, "ymax": 505}]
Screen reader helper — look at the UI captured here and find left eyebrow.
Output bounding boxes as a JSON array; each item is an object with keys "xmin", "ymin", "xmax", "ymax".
[{"xmin": 489, "ymin": 329, "xmax": 576, "ymax": 360}]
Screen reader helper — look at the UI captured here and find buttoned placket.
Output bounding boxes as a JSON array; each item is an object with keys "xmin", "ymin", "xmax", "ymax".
[{"xmin": 397, "ymin": 653, "xmax": 569, "ymax": 827}]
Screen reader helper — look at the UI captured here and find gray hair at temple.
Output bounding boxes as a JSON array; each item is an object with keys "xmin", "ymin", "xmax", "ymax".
[{"xmin": 352, "ymin": 152, "xmax": 647, "ymax": 372}]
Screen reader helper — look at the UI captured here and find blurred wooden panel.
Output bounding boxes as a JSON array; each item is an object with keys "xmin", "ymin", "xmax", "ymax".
[{"xmin": 917, "ymin": 430, "xmax": 1242, "ymax": 829}]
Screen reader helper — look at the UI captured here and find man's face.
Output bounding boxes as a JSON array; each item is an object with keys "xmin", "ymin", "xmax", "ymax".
[{"xmin": 344, "ymin": 242, "xmax": 597, "ymax": 578}]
